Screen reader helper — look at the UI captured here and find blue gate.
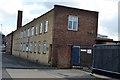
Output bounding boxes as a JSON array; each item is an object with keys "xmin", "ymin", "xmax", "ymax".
[{"xmin": 72, "ymin": 46, "xmax": 80, "ymax": 65}]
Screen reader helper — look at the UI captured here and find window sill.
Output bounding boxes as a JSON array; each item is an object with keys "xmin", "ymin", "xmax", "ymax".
[
  {"xmin": 68, "ymin": 29, "xmax": 78, "ymax": 32},
  {"xmin": 44, "ymin": 32, "xmax": 47, "ymax": 34},
  {"xmin": 43, "ymin": 52, "xmax": 46, "ymax": 54},
  {"xmin": 39, "ymin": 33, "xmax": 42, "ymax": 35},
  {"xmin": 38, "ymin": 52, "xmax": 41, "ymax": 54}
]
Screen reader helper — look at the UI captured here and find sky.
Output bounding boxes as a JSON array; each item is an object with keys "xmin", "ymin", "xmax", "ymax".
[{"xmin": 0, "ymin": 0, "xmax": 119, "ymax": 40}]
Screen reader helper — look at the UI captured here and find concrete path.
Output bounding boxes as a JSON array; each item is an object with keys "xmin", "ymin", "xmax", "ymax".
[{"xmin": 6, "ymin": 69, "xmax": 96, "ymax": 79}]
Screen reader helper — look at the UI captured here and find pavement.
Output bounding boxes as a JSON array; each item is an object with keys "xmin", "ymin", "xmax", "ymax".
[{"xmin": 1, "ymin": 53, "xmax": 117, "ymax": 80}]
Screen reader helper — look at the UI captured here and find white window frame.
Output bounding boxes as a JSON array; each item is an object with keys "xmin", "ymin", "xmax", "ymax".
[
  {"xmin": 21, "ymin": 31, "xmax": 23, "ymax": 38},
  {"xmin": 30, "ymin": 28, "xmax": 32, "ymax": 36},
  {"xmin": 40, "ymin": 23, "xmax": 42, "ymax": 33},
  {"xmin": 36, "ymin": 25, "xmax": 38, "ymax": 35},
  {"xmin": 68, "ymin": 15, "xmax": 78, "ymax": 31},
  {"xmin": 20, "ymin": 43, "xmax": 22, "ymax": 51},
  {"xmin": 30, "ymin": 42, "xmax": 32, "ymax": 52},
  {"xmin": 44, "ymin": 21, "xmax": 48, "ymax": 33},
  {"xmin": 38, "ymin": 41, "xmax": 42, "ymax": 53},
  {"xmin": 32, "ymin": 27, "xmax": 34, "ymax": 36},
  {"xmin": 24, "ymin": 30, "xmax": 26, "ymax": 37},
  {"xmin": 34, "ymin": 41, "xmax": 36, "ymax": 53},
  {"xmin": 43, "ymin": 40, "xmax": 47, "ymax": 54},
  {"xmin": 28, "ymin": 29, "xmax": 30, "ymax": 37},
  {"xmin": 25, "ymin": 29, "xmax": 28, "ymax": 37},
  {"xmin": 26, "ymin": 42, "xmax": 29, "ymax": 52},
  {"xmin": 23, "ymin": 43, "xmax": 25, "ymax": 51}
]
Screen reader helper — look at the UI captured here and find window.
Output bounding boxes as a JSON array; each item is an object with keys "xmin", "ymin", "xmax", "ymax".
[
  {"xmin": 30, "ymin": 42, "xmax": 32, "ymax": 52},
  {"xmin": 26, "ymin": 42, "xmax": 29, "ymax": 52},
  {"xmin": 32, "ymin": 27, "xmax": 34, "ymax": 36},
  {"xmin": 23, "ymin": 43, "xmax": 25, "ymax": 51},
  {"xmin": 44, "ymin": 21, "xmax": 48, "ymax": 32},
  {"xmin": 20, "ymin": 31, "xmax": 23, "ymax": 38},
  {"xmin": 28, "ymin": 42, "xmax": 30, "ymax": 52},
  {"xmin": 68, "ymin": 15, "xmax": 78, "ymax": 31},
  {"xmin": 43, "ymin": 40, "xmax": 47, "ymax": 53},
  {"xmin": 24, "ymin": 30, "xmax": 26, "ymax": 37},
  {"xmin": 19, "ymin": 32, "xmax": 21, "ymax": 38},
  {"xmin": 20, "ymin": 43, "xmax": 22, "ymax": 51},
  {"xmin": 28, "ymin": 29, "xmax": 30, "ymax": 37},
  {"xmin": 26, "ymin": 29, "xmax": 27, "ymax": 37},
  {"xmin": 40, "ymin": 23, "xmax": 42, "ymax": 33},
  {"xmin": 29, "ymin": 28, "xmax": 32, "ymax": 36},
  {"xmin": 34, "ymin": 41, "xmax": 36, "ymax": 53},
  {"xmin": 22, "ymin": 43, "xmax": 24, "ymax": 51},
  {"xmin": 36, "ymin": 25, "xmax": 38, "ymax": 35},
  {"xmin": 38, "ymin": 41, "xmax": 42, "ymax": 53}
]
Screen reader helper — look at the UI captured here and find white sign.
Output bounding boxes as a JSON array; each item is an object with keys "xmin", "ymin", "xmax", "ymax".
[{"xmin": 87, "ymin": 49, "xmax": 92, "ymax": 54}]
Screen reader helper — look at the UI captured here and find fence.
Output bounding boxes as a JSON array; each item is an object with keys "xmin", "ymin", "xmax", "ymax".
[{"xmin": 92, "ymin": 44, "xmax": 120, "ymax": 78}]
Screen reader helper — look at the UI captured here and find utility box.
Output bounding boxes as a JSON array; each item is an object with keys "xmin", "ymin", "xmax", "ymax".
[{"xmin": 92, "ymin": 44, "xmax": 120, "ymax": 78}]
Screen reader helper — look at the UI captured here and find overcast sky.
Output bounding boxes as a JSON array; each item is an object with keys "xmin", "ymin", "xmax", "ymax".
[{"xmin": 0, "ymin": 0, "xmax": 119, "ymax": 40}]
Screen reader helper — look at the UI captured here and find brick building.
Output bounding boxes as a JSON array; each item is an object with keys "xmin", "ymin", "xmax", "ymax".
[
  {"xmin": 6, "ymin": 32, "xmax": 14, "ymax": 54},
  {"xmin": 12, "ymin": 5, "xmax": 98, "ymax": 68}
]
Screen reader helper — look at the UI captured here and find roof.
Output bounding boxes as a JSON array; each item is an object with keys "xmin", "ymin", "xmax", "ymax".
[
  {"xmin": 96, "ymin": 38, "xmax": 120, "ymax": 43},
  {"xmin": 14, "ymin": 4, "xmax": 99, "ymax": 32},
  {"xmin": 54, "ymin": 5, "xmax": 98, "ymax": 13}
]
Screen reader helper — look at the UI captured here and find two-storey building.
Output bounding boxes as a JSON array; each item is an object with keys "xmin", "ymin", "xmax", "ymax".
[{"xmin": 12, "ymin": 5, "xmax": 98, "ymax": 68}]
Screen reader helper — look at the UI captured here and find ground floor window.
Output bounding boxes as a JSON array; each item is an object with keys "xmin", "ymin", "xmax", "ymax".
[
  {"xmin": 43, "ymin": 40, "xmax": 47, "ymax": 54},
  {"xmin": 34, "ymin": 41, "xmax": 36, "ymax": 53},
  {"xmin": 38, "ymin": 41, "xmax": 42, "ymax": 53},
  {"xmin": 30, "ymin": 42, "xmax": 32, "ymax": 52}
]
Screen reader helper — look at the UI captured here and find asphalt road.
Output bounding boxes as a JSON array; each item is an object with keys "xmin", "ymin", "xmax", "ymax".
[
  {"xmin": 2, "ymin": 53, "xmax": 52, "ymax": 79},
  {"xmin": 2, "ymin": 53, "xmax": 51, "ymax": 69},
  {"xmin": 1, "ymin": 53, "xmax": 109, "ymax": 79}
]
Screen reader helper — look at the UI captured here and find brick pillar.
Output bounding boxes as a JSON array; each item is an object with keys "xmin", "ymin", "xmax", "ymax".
[{"xmin": 57, "ymin": 45, "xmax": 72, "ymax": 68}]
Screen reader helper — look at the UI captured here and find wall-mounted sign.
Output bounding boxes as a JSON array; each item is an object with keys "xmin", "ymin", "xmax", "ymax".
[
  {"xmin": 87, "ymin": 49, "xmax": 92, "ymax": 54},
  {"xmin": 81, "ymin": 49, "xmax": 87, "ymax": 52}
]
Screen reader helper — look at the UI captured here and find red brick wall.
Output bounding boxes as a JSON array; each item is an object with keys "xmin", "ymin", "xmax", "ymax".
[{"xmin": 52, "ymin": 5, "xmax": 98, "ymax": 68}]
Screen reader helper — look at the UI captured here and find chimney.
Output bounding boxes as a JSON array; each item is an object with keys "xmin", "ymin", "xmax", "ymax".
[{"xmin": 17, "ymin": 10, "xmax": 23, "ymax": 29}]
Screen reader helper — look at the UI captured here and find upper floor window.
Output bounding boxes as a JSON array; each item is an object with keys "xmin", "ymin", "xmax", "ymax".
[
  {"xmin": 36, "ymin": 25, "xmax": 38, "ymax": 35},
  {"xmin": 40, "ymin": 23, "xmax": 42, "ymax": 34},
  {"xmin": 68, "ymin": 15, "xmax": 78, "ymax": 31},
  {"xmin": 29, "ymin": 28, "xmax": 32, "ymax": 36},
  {"xmin": 32, "ymin": 27, "xmax": 34, "ymax": 36},
  {"xmin": 26, "ymin": 29, "xmax": 27, "ymax": 37},
  {"xmin": 28, "ymin": 29, "xmax": 30, "ymax": 37},
  {"xmin": 44, "ymin": 21, "xmax": 48, "ymax": 33}
]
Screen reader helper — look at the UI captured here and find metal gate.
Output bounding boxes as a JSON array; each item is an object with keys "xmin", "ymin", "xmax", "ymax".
[
  {"xmin": 92, "ymin": 44, "xmax": 120, "ymax": 78},
  {"xmin": 72, "ymin": 46, "xmax": 80, "ymax": 65}
]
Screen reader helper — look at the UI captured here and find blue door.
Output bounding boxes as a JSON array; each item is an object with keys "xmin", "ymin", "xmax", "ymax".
[{"xmin": 72, "ymin": 46, "xmax": 80, "ymax": 65}]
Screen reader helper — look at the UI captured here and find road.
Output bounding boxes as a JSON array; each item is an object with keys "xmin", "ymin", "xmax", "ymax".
[{"xmin": 1, "ymin": 53, "xmax": 110, "ymax": 80}]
